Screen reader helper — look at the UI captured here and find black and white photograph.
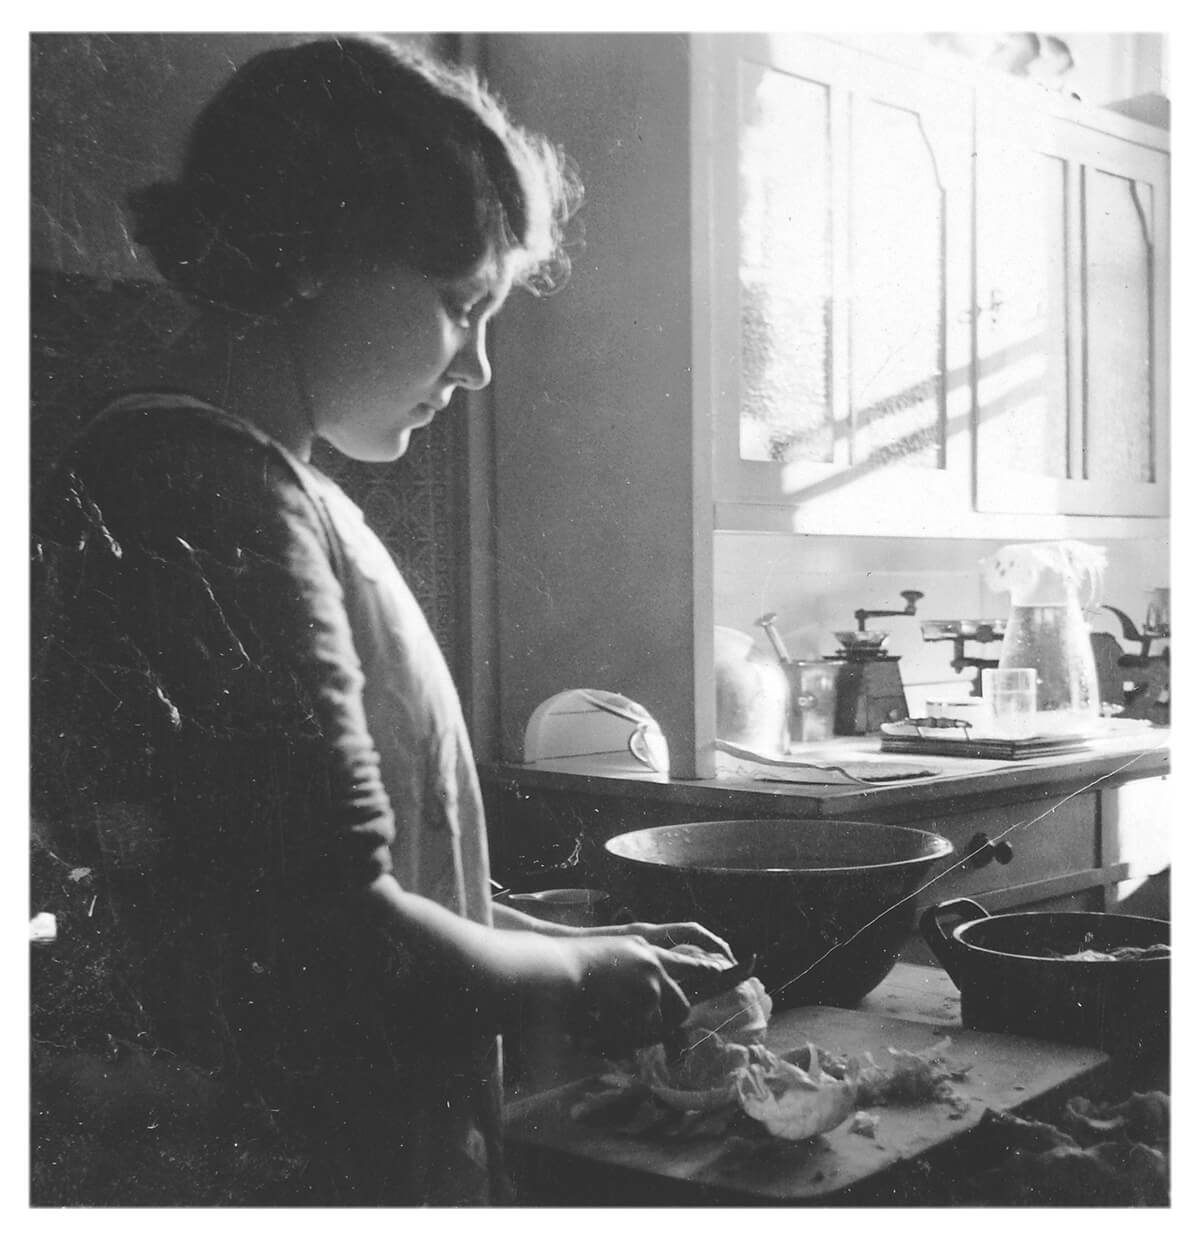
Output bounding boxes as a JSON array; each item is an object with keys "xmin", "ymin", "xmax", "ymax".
[{"xmin": 26, "ymin": 20, "xmax": 1175, "ymax": 1212}]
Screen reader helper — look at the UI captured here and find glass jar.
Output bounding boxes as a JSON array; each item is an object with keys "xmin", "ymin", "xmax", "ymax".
[{"xmin": 984, "ymin": 541, "xmax": 1106, "ymax": 736}]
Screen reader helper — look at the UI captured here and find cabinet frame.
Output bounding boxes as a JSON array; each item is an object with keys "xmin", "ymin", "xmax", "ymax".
[{"xmin": 706, "ymin": 35, "xmax": 975, "ymax": 536}]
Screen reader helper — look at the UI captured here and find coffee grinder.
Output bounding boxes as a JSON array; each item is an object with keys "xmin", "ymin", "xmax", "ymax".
[{"xmin": 828, "ymin": 591, "xmax": 922, "ymax": 734}]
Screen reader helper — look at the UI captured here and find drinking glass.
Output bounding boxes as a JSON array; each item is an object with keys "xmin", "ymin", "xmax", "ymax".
[{"xmin": 983, "ymin": 667, "xmax": 1038, "ymax": 738}]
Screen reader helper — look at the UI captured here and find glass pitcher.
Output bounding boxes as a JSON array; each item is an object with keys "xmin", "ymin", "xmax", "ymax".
[{"xmin": 983, "ymin": 540, "xmax": 1106, "ymax": 735}]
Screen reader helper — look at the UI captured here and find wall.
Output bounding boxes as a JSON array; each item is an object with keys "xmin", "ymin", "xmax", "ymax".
[
  {"xmin": 32, "ymin": 34, "xmax": 308, "ymax": 279},
  {"xmin": 714, "ymin": 531, "xmax": 1170, "ymax": 712},
  {"xmin": 829, "ymin": 32, "xmax": 1167, "ymax": 110},
  {"xmin": 1058, "ymin": 32, "xmax": 1166, "ymax": 106},
  {"xmin": 29, "ymin": 33, "xmax": 471, "ymax": 676},
  {"xmin": 482, "ymin": 33, "xmax": 703, "ymax": 767}
]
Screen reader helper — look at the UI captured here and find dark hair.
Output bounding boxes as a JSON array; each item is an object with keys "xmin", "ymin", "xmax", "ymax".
[{"xmin": 127, "ymin": 35, "xmax": 580, "ymax": 314}]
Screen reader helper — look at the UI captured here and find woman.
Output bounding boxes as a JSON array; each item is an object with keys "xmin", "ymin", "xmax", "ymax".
[{"xmin": 30, "ymin": 35, "xmax": 732, "ymax": 1207}]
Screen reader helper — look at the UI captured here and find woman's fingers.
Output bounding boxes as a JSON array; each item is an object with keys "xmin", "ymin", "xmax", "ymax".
[
  {"xmin": 634, "ymin": 921, "xmax": 735, "ymax": 962},
  {"xmin": 656, "ymin": 970, "xmax": 691, "ymax": 1031},
  {"xmin": 567, "ymin": 934, "xmax": 701, "ymax": 1052}
]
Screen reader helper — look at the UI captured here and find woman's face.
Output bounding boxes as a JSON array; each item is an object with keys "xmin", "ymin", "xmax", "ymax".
[{"xmin": 291, "ymin": 258, "xmax": 512, "ymax": 462}]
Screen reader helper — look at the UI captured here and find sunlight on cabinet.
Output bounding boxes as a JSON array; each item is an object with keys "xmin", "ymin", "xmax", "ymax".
[
  {"xmin": 1085, "ymin": 169, "xmax": 1154, "ymax": 486},
  {"xmin": 709, "ymin": 35, "xmax": 974, "ymax": 535},
  {"xmin": 849, "ymin": 96, "xmax": 945, "ymax": 472},
  {"xmin": 704, "ymin": 35, "xmax": 1169, "ymax": 534},
  {"xmin": 738, "ymin": 62, "xmax": 833, "ymax": 464},
  {"xmin": 976, "ymin": 146, "xmax": 1070, "ymax": 480}
]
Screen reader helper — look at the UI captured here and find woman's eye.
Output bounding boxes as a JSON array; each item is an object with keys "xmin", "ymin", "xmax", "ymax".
[{"xmin": 442, "ymin": 293, "xmax": 480, "ymax": 327}]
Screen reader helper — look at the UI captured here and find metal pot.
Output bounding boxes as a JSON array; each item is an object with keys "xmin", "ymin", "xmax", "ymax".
[
  {"xmin": 604, "ymin": 819, "xmax": 954, "ymax": 1008},
  {"xmin": 920, "ymin": 898, "xmax": 1170, "ymax": 1057}
]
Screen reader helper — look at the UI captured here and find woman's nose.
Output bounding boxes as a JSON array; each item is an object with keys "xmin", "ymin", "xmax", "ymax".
[{"xmin": 448, "ymin": 324, "xmax": 492, "ymax": 391}]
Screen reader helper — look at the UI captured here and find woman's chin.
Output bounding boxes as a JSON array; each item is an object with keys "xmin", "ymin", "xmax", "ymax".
[{"xmin": 325, "ymin": 428, "xmax": 413, "ymax": 462}]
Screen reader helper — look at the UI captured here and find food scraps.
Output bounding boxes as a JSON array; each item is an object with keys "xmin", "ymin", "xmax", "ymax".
[
  {"xmin": 969, "ymin": 1094, "xmax": 1170, "ymax": 1206},
  {"xmin": 735, "ymin": 1042, "xmax": 857, "ymax": 1141},
  {"xmin": 1049, "ymin": 943, "xmax": 1169, "ymax": 962},
  {"xmin": 846, "ymin": 1037, "xmax": 971, "ymax": 1107},
  {"xmin": 568, "ymin": 972, "xmax": 973, "ymax": 1144},
  {"xmin": 1061, "ymin": 1091, "xmax": 1169, "ymax": 1148}
]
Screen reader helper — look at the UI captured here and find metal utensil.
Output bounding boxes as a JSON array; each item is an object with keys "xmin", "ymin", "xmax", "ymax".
[
  {"xmin": 715, "ymin": 737, "xmax": 876, "ymax": 784},
  {"xmin": 756, "ymin": 613, "xmax": 792, "ymax": 665}
]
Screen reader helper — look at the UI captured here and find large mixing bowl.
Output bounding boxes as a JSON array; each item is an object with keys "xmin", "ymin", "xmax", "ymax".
[{"xmin": 604, "ymin": 819, "xmax": 953, "ymax": 1007}]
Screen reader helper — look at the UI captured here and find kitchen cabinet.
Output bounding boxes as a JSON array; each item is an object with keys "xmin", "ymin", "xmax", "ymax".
[
  {"xmin": 702, "ymin": 35, "xmax": 1170, "ymax": 535},
  {"xmin": 477, "ymin": 34, "xmax": 1169, "ymax": 779},
  {"xmin": 973, "ymin": 97, "xmax": 1169, "ymax": 518},
  {"xmin": 706, "ymin": 36, "xmax": 976, "ymax": 537}
]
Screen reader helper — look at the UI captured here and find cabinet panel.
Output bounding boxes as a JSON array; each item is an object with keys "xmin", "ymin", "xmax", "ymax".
[
  {"xmin": 710, "ymin": 36, "xmax": 974, "ymax": 534},
  {"xmin": 1100, "ymin": 775, "xmax": 1169, "ymax": 881},
  {"xmin": 916, "ymin": 793, "xmax": 1099, "ymax": 906},
  {"xmin": 850, "ymin": 94, "xmax": 948, "ymax": 472},
  {"xmin": 976, "ymin": 142, "xmax": 1071, "ymax": 482},
  {"xmin": 738, "ymin": 61, "xmax": 833, "ymax": 464},
  {"xmin": 1085, "ymin": 168, "xmax": 1154, "ymax": 485},
  {"xmin": 974, "ymin": 103, "xmax": 1169, "ymax": 517}
]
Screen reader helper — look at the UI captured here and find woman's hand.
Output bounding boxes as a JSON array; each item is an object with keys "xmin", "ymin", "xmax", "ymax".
[
  {"xmin": 551, "ymin": 934, "xmax": 739, "ymax": 1055},
  {"xmin": 490, "ymin": 900, "xmax": 733, "ymax": 962},
  {"xmin": 598, "ymin": 920, "xmax": 735, "ymax": 962}
]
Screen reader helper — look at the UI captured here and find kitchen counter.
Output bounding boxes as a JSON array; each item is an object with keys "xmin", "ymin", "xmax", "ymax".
[
  {"xmin": 483, "ymin": 724, "xmax": 1169, "ymax": 821},
  {"xmin": 481, "ymin": 725, "xmax": 1170, "ymax": 925}
]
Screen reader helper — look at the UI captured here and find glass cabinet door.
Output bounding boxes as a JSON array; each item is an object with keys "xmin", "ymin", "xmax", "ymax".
[
  {"xmin": 737, "ymin": 60, "xmax": 834, "ymax": 465},
  {"xmin": 974, "ymin": 99, "xmax": 1168, "ymax": 517},
  {"xmin": 710, "ymin": 35, "xmax": 973, "ymax": 535},
  {"xmin": 1084, "ymin": 167, "xmax": 1156, "ymax": 487},
  {"xmin": 848, "ymin": 91, "xmax": 950, "ymax": 474},
  {"xmin": 975, "ymin": 125, "xmax": 1072, "ymax": 487}
]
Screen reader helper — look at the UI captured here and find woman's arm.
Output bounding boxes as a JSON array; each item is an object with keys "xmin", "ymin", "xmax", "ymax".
[
  {"xmin": 490, "ymin": 898, "xmax": 734, "ymax": 959},
  {"xmin": 349, "ymin": 875, "xmax": 736, "ymax": 1051}
]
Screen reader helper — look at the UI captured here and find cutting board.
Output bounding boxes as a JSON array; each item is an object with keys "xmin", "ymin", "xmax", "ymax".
[{"xmin": 503, "ymin": 1005, "xmax": 1109, "ymax": 1205}]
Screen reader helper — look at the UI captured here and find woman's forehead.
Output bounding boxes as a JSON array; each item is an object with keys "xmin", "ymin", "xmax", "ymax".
[{"xmin": 442, "ymin": 255, "xmax": 515, "ymax": 303}]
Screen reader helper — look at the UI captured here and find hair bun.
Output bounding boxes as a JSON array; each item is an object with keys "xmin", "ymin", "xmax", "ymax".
[
  {"xmin": 125, "ymin": 180, "xmax": 208, "ymax": 293},
  {"xmin": 126, "ymin": 178, "xmax": 291, "ymax": 313}
]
